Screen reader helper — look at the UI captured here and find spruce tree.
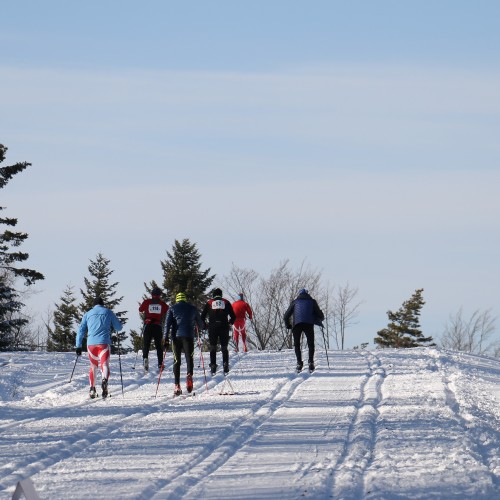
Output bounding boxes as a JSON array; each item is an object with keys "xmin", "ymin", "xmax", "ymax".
[
  {"xmin": 79, "ymin": 253, "xmax": 128, "ymax": 353},
  {"xmin": 374, "ymin": 288, "xmax": 435, "ymax": 348},
  {"xmin": 47, "ymin": 285, "xmax": 79, "ymax": 352},
  {"xmin": 0, "ymin": 145, "xmax": 44, "ymax": 351},
  {"xmin": 161, "ymin": 239, "xmax": 215, "ymax": 309}
]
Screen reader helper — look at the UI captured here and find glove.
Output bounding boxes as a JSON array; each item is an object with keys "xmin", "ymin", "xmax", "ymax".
[
  {"xmin": 76, "ymin": 347, "xmax": 82, "ymax": 356},
  {"xmin": 285, "ymin": 323, "xmax": 292, "ymax": 330},
  {"xmin": 163, "ymin": 338, "xmax": 170, "ymax": 350}
]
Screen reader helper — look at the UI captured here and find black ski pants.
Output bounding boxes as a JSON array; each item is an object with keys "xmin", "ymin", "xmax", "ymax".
[
  {"xmin": 172, "ymin": 336, "xmax": 194, "ymax": 385},
  {"xmin": 208, "ymin": 323, "xmax": 230, "ymax": 368},
  {"xmin": 292, "ymin": 323, "xmax": 315, "ymax": 364},
  {"xmin": 143, "ymin": 323, "xmax": 163, "ymax": 368}
]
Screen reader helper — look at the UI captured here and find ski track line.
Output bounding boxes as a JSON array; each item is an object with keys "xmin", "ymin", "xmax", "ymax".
[
  {"xmin": 0, "ymin": 354, "xmax": 247, "ymax": 494},
  {"xmin": 0, "ymin": 357, "xmax": 213, "ymax": 493},
  {"xmin": 435, "ymin": 356, "xmax": 500, "ymax": 489},
  {"xmin": 329, "ymin": 350, "xmax": 386, "ymax": 500},
  {"xmin": 0, "ymin": 359, "xmax": 176, "ymax": 433},
  {"xmin": 139, "ymin": 368, "xmax": 311, "ymax": 500}
]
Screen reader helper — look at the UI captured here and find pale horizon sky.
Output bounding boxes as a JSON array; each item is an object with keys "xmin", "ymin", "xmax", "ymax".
[{"xmin": 2, "ymin": 1, "xmax": 499, "ymax": 350}]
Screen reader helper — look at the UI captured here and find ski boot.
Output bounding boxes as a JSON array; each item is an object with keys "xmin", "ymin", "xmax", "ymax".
[
  {"xmin": 296, "ymin": 361, "xmax": 303, "ymax": 373},
  {"xmin": 210, "ymin": 363, "xmax": 218, "ymax": 376},
  {"xmin": 101, "ymin": 378, "xmax": 109, "ymax": 399},
  {"xmin": 186, "ymin": 374, "xmax": 193, "ymax": 393},
  {"xmin": 223, "ymin": 363, "xmax": 229, "ymax": 375},
  {"xmin": 174, "ymin": 384, "xmax": 182, "ymax": 396},
  {"xmin": 143, "ymin": 358, "xmax": 149, "ymax": 372},
  {"xmin": 308, "ymin": 362, "xmax": 315, "ymax": 373},
  {"xmin": 89, "ymin": 386, "xmax": 97, "ymax": 399}
]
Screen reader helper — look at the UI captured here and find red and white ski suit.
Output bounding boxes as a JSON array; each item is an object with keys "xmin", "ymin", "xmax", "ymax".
[{"xmin": 231, "ymin": 299, "xmax": 253, "ymax": 352}]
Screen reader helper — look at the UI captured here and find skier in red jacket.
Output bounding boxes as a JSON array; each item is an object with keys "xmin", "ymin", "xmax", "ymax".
[
  {"xmin": 138, "ymin": 287, "xmax": 169, "ymax": 371},
  {"xmin": 231, "ymin": 293, "xmax": 253, "ymax": 352}
]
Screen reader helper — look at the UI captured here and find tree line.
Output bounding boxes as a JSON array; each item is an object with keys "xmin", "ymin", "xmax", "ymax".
[{"xmin": 1, "ymin": 144, "xmax": 498, "ymax": 357}]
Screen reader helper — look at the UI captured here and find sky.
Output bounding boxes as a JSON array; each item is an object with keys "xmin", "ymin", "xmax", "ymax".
[
  {"xmin": 1, "ymin": 1, "xmax": 500, "ymax": 349},
  {"xmin": 0, "ymin": 348, "xmax": 499, "ymax": 498}
]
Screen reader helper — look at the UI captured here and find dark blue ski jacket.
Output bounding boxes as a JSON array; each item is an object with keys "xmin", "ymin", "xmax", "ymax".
[
  {"xmin": 164, "ymin": 301, "xmax": 204, "ymax": 341},
  {"xmin": 284, "ymin": 291, "xmax": 325, "ymax": 328}
]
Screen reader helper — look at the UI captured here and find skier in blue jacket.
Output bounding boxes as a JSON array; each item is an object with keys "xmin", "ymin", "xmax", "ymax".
[
  {"xmin": 284, "ymin": 289, "xmax": 324, "ymax": 373},
  {"xmin": 164, "ymin": 292, "xmax": 204, "ymax": 396},
  {"xmin": 76, "ymin": 297, "xmax": 123, "ymax": 399}
]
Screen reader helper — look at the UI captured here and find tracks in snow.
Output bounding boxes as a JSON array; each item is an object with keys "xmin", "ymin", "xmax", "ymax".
[
  {"xmin": 328, "ymin": 351, "xmax": 386, "ymax": 499},
  {"xmin": 142, "ymin": 359, "xmax": 311, "ymax": 499}
]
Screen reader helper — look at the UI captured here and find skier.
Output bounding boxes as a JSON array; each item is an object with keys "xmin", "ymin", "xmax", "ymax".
[
  {"xmin": 231, "ymin": 293, "xmax": 253, "ymax": 352},
  {"xmin": 284, "ymin": 289, "xmax": 325, "ymax": 373},
  {"xmin": 76, "ymin": 296, "xmax": 123, "ymax": 399},
  {"xmin": 201, "ymin": 288, "xmax": 236, "ymax": 375},
  {"xmin": 138, "ymin": 287, "xmax": 169, "ymax": 372},
  {"xmin": 164, "ymin": 292, "xmax": 204, "ymax": 396}
]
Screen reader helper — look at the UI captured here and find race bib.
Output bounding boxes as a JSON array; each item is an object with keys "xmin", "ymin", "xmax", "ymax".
[
  {"xmin": 148, "ymin": 304, "xmax": 162, "ymax": 314},
  {"xmin": 211, "ymin": 300, "xmax": 225, "ymax": 310}
]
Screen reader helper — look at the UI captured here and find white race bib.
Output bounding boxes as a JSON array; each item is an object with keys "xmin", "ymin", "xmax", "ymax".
[
  {"xmin": 148, "ymin": 304, "xmax": 162, "ymax": 314},
  {"xmin": 211, "ymin": 300, "xmax": 225, "ymax": 310}
]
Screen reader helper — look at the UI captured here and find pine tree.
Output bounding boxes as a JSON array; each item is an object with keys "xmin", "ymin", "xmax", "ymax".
[
  {"xmin": 47, "ymin": 285, "xmax": 79, "ymax": 352},
  {"xmin": 161, "ymin": 239, "xmax": 215, "ymax": 309},
  {"xmin": 0, "ymin": 145, "xmax": 44, "ymax": 351},
  {"xmin": 374, "ymin": 288, "xmax": 435, "ymax": 348},
  {"xmin": 79, "ymin": 253, "xmax": 128, "ymax": 354}
]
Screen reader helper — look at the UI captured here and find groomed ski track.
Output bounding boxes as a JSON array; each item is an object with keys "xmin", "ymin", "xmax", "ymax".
[{"xmin": 0, "ymin": 348, "xmax": 499, "ymax": 499}]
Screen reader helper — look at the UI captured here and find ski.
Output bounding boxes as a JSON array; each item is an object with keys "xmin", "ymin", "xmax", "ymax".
[{"xmin": 172, "ymin": 392, "xmax": 196, "ymax": 400}]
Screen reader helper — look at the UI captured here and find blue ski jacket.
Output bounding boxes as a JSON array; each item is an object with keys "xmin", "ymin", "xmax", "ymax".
[
  {"xmin": 164, "ymin": 301, "xmax": 204, "ymax": 341},
  {"xmin": 76, "ymin": 305, "xmax": 123, "ymax": 348},
  {"xmin": 284, "ymin": 291, "xmax": 325, "ymax": 328}
]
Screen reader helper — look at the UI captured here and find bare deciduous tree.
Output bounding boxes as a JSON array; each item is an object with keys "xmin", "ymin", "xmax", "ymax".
[
  {"xmin": 441, "ymin": 308, "xmax": 497, "ymax": 356},
  {"xmin": 331, "ymin": 283, "xmax": 363, "ymax": 350},
  {"xmin": 221, "ymin": 260, "xmax": 335, "ymax": 351}
]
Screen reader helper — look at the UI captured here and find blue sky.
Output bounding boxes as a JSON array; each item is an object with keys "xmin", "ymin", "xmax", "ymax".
[{"xmin": 2, "ymin": 1, "xmax": 500, "ymax": 349}]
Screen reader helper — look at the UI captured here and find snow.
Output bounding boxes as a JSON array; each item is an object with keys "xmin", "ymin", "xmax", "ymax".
[{"xmin": 0, "ymin": 347, "xmax": 499, "ymax": 499}]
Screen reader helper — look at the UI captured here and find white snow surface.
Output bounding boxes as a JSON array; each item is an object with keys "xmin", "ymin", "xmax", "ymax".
[{"xmin": 0, "ymin": 348, "xmax": 499, "ymax": 499}]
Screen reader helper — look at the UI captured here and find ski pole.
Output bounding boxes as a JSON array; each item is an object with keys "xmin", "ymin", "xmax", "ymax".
[
  {"xmin": 155, "ymin": 347, "xmax": 168, "ymax": 398},
  {"xmin": 320, "ymin": 326, "xmax": 330, "ymax": 370},
  {"xmin": 196, "ymin": 325, "xmax": 208, "ymax": 392},
  {"xmin": 116, "ymin": 335, "xmax": 125, "ymax": 397},
  {"xmin": 68, "ymin": 354, "xmax": 79, "ymax": 383},
  {"xmin": 132, "ymin": 323, "xmax": 146, "ymax": 370}
]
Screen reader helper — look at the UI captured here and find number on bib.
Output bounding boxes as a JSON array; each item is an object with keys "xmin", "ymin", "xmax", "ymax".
[
  {"xmin": 211, "ymin": 300, "xmax": 225, "ymax": 310},
  {"xmin": 149, "ymin": 304, "xmax": 162, "ymax": 314}
]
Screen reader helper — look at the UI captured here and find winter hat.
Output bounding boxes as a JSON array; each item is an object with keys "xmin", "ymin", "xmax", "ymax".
[
  {"xmin": 176, "ymin": 292, "xmax": 187, "ymax": 302},
  {"xmin": 152, "ymin": 287, "xmax": 162, "ymax": 297},
  {"xmin": 237, "ymin": 293, "xmax": 244, "ymax": 300},
  {"xmin": 93, "ymin": 296, "xmax": 104, "ymax": 306},
  {"xmin": 212, "ymin": 288, "xmax": 223, "ymax": 298},
  {"xmin": 298, "ymin": 288, "xmax": 308, "ymax": 295}
]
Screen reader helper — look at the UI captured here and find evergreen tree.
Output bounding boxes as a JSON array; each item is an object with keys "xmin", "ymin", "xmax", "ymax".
[
  {"xmin": 79, "ymin": 253, "xmax": 128, "ymax": 354},
  {"xmin": 374, "ymin": 288, "xmax": 435, "ymax": 348},
  {"xmin": 161, "ymin": 239, "xmax": 215, "ymax": 309},
  {"xmin": 0, "ymin": 145, "xmax": 44, "ymax": 351},
  {"xmin": 47, "ymin": 285, "xmax": 79, "ymax": 352}
]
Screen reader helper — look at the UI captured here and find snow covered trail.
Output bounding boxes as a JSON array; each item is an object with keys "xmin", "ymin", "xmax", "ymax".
[{"xmin": 0, "ymin": 348, "xmax": 499, "ymax": 499}]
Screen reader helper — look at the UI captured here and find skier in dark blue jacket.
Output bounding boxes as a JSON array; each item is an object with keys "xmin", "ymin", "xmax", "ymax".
[
  {"xmin": 284, "ymin": 289, "xmax": 325, "ymax": 373},
  {"xmin": 164, "ymin": 292, "xmax": 204, "ymax": 396}
]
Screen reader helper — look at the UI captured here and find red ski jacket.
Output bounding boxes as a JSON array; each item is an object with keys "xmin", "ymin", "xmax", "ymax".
[
  {"xmin": 232, "ymin": 300, "xmax": 253, "ymax": 321},
  {"xmin": 139, "ymin": 298, "xmax": 169, "ymax": 326}
]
